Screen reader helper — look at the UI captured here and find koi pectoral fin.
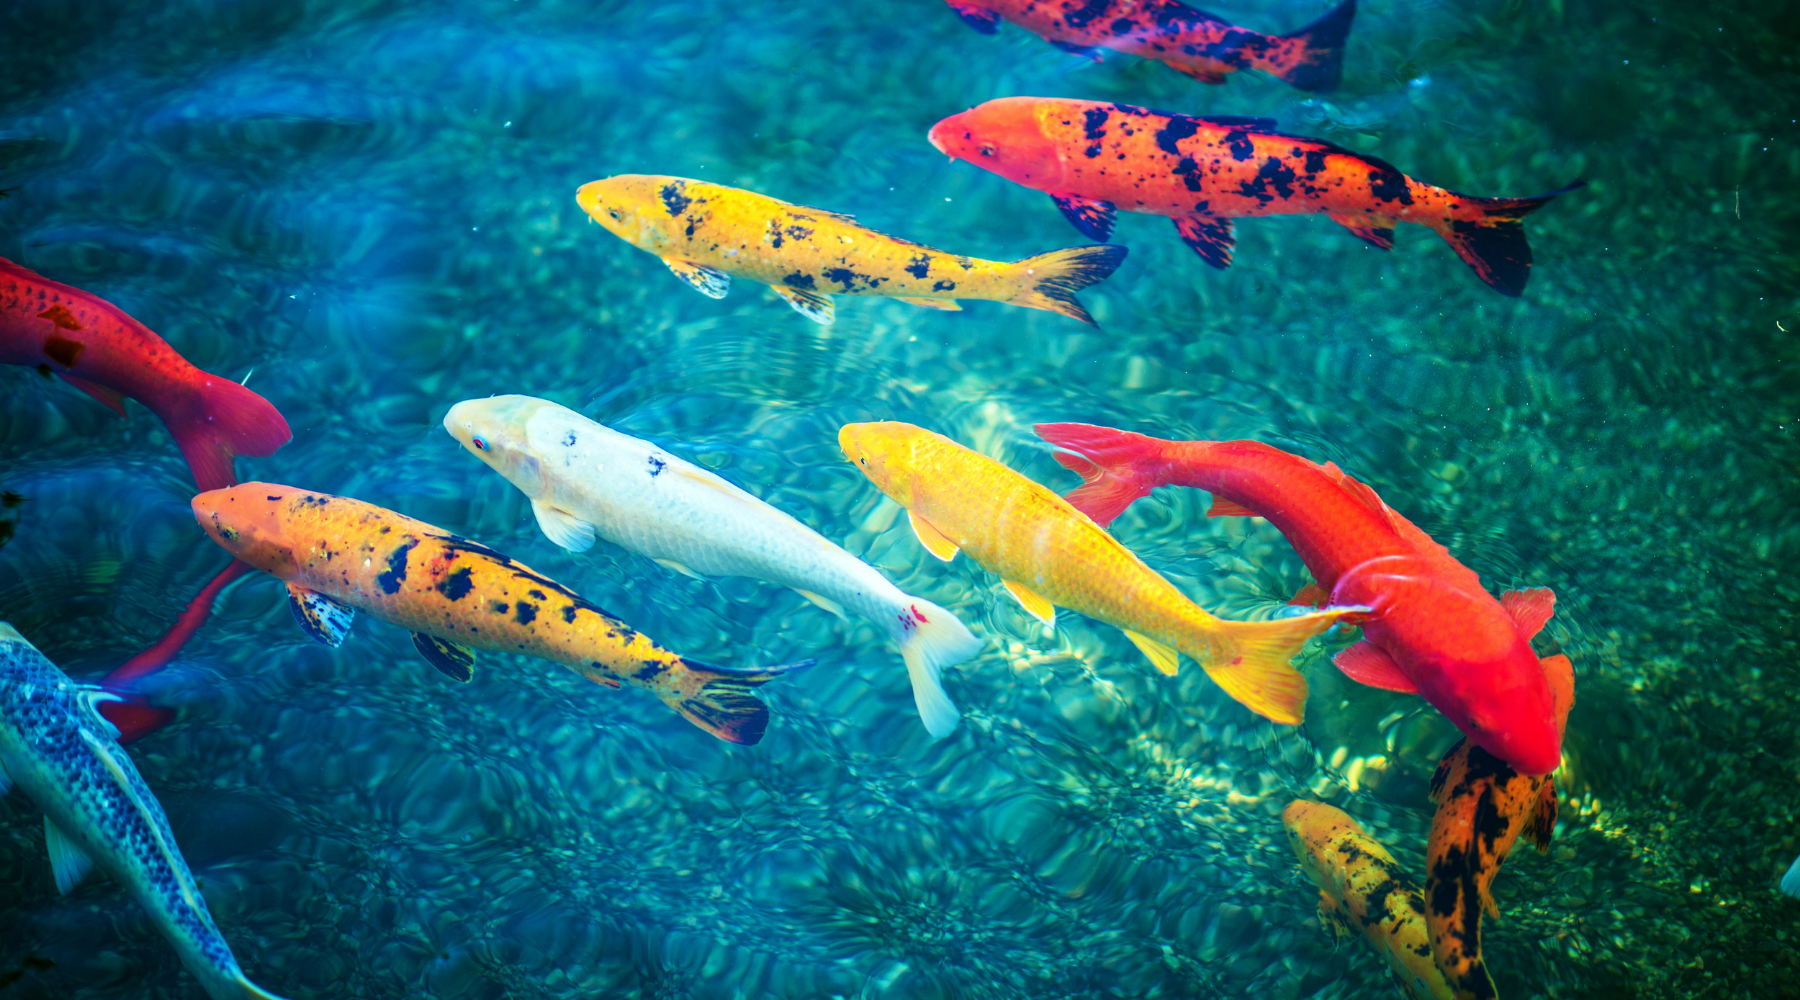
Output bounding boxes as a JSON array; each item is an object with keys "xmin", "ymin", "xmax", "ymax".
[
  {"xmin": 663, "ymin": 258, "xmax": 731, "ymax": 299},
  {"xmin": 1541, "ymin": 653, "xmax": 1575, "ymax": 736},
  {"xmin": 530, "ymin": 498, "xmax": 597, "ymax": 553},
  {"xmin": 1316, "ymin": 891, "xmax": 1353, "ymax": 941},
  {"xmin": 1002, "ymin": 580, "xmax": 1056, "ymax": 629},
  {"xmin": 287, "ymin": 584, "xmax": 355, "ymax": 647},
  {"xmin": 45, "ymin": 817, "xmax": 96, "ymax": 895},
  {"xmin": 1327, "ymin": 211, "xmax": 1397, "ymax": 250},
  {"xmin": 908, "ymin": 510, "xmax": 960, "ymax": 561},
  {"xmin": 772, "ymin": 285, "xmax": 835, "ymax": 324},
  {"xmin": 412, "ymin": 632, "xmax": 475, "ymax": 683},
  {"xmin": 57, "ymin": 373, "xmax": 128, "ymax": 416},
  {"xmin": 944, "ymin": 0, "xmax": 1001, "ymax": 34},
  {"xmin": 1173, "ymin": 215, "xmax": 1236, "ymax": 269},
  {"xmin": 1333, "ymin": 640, "xmax": 1419, "ymax": 694},
  {"xmin": 1048, "ymin": 39, "xmax": 1105, "ymax": 60},
  {"xmin": 895, "ymin": 296, "xmax": 962, "ymax": 311},
  {"xmin": 1050, "ymin": 194, "xmax": 1117, "ymax": 242},
  {"xmin": 1500, "ymin": 587, "xmax": 1557, "ymax": 640},
  {"xmin": 1122, "ymin": 629, "xmax": 1179, "ymax": 676}
]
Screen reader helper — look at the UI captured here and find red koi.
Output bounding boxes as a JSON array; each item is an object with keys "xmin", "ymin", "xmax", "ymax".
[
  {"xmin": 928, "ymin": 97, "xmax": 1582, "ymax": 296},
  {"xmin": 97, "ymin": 559, "xmax": 253, "ymax": 743},
  {"xmin": 940, "ymin": 0, "xmax": 1357, "ymax": 92},
  {"xmin": 0, "ymin": 257, "xmax": 290, "ymax": 491},
  {"xmin": 1034, "ymin": 422, "xmax": 1575, "ymax": 775}
]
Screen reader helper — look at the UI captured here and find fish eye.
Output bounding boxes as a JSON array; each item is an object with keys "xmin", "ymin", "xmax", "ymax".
[
  {"xmin": 980, "ymin": 144, "xmax": 997, "ymax": 157},
  {"xmin": 472, "ymin": 436, "xmax": 489, "ymax": 451},
  {"xmin": 608, "ymin": 209, "xmax": 623, "ymax": 220}
]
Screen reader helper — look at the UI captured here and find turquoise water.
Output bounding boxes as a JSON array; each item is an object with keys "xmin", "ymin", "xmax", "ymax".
[{"xmin": 1, "ymin": 0, "xmax": 1796, "ymax": 997}]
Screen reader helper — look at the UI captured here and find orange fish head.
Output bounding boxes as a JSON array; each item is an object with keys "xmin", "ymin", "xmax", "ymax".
[
  {"xmin": 190, "ymin": 482, "xmax": 305, "ymax": 578},
  {"xmin": 443, "ymin": 395, "xmax": 551, "ymax": 499},
  {"xmin": 929, "ymin": 98, "xmax": 1070, "ymax": 190},
  {"xmin": 576, "ymin": 175, "xmax": 678, "ymax": 252},
  {"xmin": 839, "ymin": 421, "xmax": 925, "ymax": 507},
  {"xmin": 1433, "ymin": 649, "xmax": 1564, "ymax": 777},
  {"xmin": 1281, "ymin": 800, "xmax": 1360, "ymax": 889}
]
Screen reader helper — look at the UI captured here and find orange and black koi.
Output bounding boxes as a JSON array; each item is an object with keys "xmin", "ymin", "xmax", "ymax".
[{"xmin": 943, "ymin": 0, "xmax": 1356, "ymax": 92}]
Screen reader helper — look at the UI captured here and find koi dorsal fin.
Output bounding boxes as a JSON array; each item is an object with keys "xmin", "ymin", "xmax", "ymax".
[
  {"xmin": 1321, "ymin": 461, "xmax": 1394, "ymax": 524},
  {"xmin": 1500, "ymin": 587, "xmax": 1557, "ymax": 640},
  {"xmin": 1195, "ymin": 115, "xmax": 1278, "ymax": 132}
]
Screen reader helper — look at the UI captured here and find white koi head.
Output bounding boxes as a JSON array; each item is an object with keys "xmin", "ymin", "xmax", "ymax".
[
  {"xmin": 576, "ymin": 175, "xmax": 696, "ymax": 253},
  {"xmin": 444, "ymin": 396, "xmax": 553, "ymax": 498}
]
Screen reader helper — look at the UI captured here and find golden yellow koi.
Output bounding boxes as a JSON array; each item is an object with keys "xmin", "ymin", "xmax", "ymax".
[
  {"xmin": 191, "ymin": 483, "xmax": 810, "ymax": 745},
  {"xmin": 838, "ymin": 421, "xmax": 1359, "ymax": 723},
  {"xmin": 576, "ymin": 175, "xmax": 1126, "ymax": 325},
  {"xmin": 1282, "ymin": 800, "xmax": 1454, "ymax": 1000}
]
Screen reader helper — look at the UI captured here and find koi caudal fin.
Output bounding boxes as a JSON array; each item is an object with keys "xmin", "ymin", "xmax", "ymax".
[
  {"xmin": 670, "ymin": 657, "xmax": 814, "ymax": 745},
  {"xmin": 1006, "ymin": 245, "xmax": 1128, "ymax": 326},
  {"xmin": 1438, "ymin": 180, "xmax": 1585, "ymax": 297},
  {"xmin": 168, "ymin": 376, "xmax": 292, "ymax": 493},
  {"xmin": 1277, "ymin": 0, "xmax": 1357, "ymax": 93},
  {"xmin": 1199, "ymin": 610, "xmax": 1354, "ymax": 725},
  {"xmin": 888, "ymin": 596, "xmax": 984, "ymax": 739},
  {"xmin": 1034, "ymin": 422, "xmax": 1167, "ymax": 527}
]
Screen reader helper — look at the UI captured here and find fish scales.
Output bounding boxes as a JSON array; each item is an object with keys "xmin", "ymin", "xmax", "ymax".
[
  {"xmin": 192, "ymin": 484, "xmax": 807, "ymax": 744},
  {"xmin": 0, "ymin": 624, "xmax": 287, "ymax": 1000}
]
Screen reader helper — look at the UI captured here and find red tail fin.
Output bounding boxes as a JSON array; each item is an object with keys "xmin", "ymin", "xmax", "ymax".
[
  {"xmin": 100, "ymin": 559, "xmax": 251, "ymax": 743},
  {"xmin": 168, "ymin": 376, "xmax": 291, "ymax": 492},
  {"xmin": 1439, "ymin": 181, "xmax": 1584, "ymax": 297},
  {"xmin": 1033, "ymin": 422, "xmax": 1165, "ymax": 527},
  {"xmin": 1276, "ymin": 0, "xmax": 1356, "ymax": 93}
]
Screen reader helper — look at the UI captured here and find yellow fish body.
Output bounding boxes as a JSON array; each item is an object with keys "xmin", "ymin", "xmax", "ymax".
[
  {"xmin": 838, "ymin": 421, "xmax": 1357, "ymax": 724},
  {"xmin": 191, "ymin": 483, "xmax": 810, "ymax": 745},
  {"xmin": 576, "ymin": 175, "xmax": 1127, "ymax": 325},
  {"xmin": 1282, "ymin": 800, "xmax": 1455, "ymax": 1000}
]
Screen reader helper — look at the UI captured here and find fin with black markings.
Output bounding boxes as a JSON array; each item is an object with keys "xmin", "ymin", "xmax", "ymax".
[
  {"xmin": 412, "ymin": 632, "xmax": 475, "ymax": 683},
  {"xmin": 287, "ymin": 584, "xmax": 355, "ymax": 647},
  {"xmin": 663, "ymin": 258, "xmax": 731, "ymax": 298},
  {"xmin": 772, "ymin": 285, "xmax": 835, "ymax": 324}
]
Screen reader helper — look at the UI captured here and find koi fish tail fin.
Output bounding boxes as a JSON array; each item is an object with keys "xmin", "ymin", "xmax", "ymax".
[
  {"xmin": 669, "ymin": 657, "xmax": 815, "ymax": 745},
  {"xmin": 1033, "ymin": 422, "xmax": 1166, "ymax": 527},
  {"xmin": 1437, "ymin": 180, "xmax": 1585, "ymax": 297},
  {"xmin": 1198, "ymin": 607, "xmax": 1361, "ymax": 724},
  {"xmin": 169, "ymin": 377, "xmax": 293, "ymax": 493},
  {"xmin": 1276, "ymin": 0, "xmax": 1357, "ymax": 93},
  {"xmin": 1005, "ymin": 245, "xmax": 1129, "ymax": 326},
  {"xmin": 238, "ymin": 976, "xmax": 293, "ymax": 1000},
  {"xmin": 1781, "ymin": 853, "xmax": 1800, "ymax": 899},
  {"xmin": 888, "ymin": 596, "xmax": 984, "ymax": 738}
]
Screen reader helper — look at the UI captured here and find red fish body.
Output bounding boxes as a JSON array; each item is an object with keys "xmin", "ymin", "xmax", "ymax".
[
  {"xmin": 1034, "ymin": 422, "xmax": 1574, "ymax": 775},
  {"xmin": 941, "ymin": 0, "xmax": 1356, "ymax": 92},
  {"xmin": 0, "ymin": 257, "xmax": 290, "ymax": 492},
  {"xmin": 929, "ymin": 98, "xmax": 1581, "ymax": 296}
]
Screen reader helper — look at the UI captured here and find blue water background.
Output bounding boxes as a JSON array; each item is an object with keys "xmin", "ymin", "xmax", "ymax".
[{"xmin": 1, "ymin": 0, "xmax": 1796, "ymax": 997}]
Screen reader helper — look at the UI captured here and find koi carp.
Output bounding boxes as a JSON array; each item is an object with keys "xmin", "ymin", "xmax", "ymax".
[
  {"xmin": 444, "ymin": 395, "xmax": 984, "ymax": 738},
  {"xmin": 838, "ymin": 421, "xmax": 1362, "ymax": 724},
  {"xmin": 1034, "ymin": 422, "xmax": 1574, "ymax": 775},
  {"xmin": 928, "ymin": 98, "xmax": 1582, "ymax": 296},
  {"xmin": 0, "ymin": 257, "xmax": 290, "ymax": 491},
  {"xmin": 1282, "ymin": 800, "xmax": 1453, "ymax": 1000},
  {"xmin": 576, "ymin": 175, "xmax": 1127, "ymax": 325},
  {"xmin": 942, "ymin": 0, "xmax": 1357, "ymax": 92},
  {"xmin": 0, "ymin": 624, "xmax": 288, "ymax": 1000},
  {"xmin": 191, "ymin": 484, "xmax": 811, "ymax": 745},
  {"xmin": 1425, "ymin": 739, "xmax": 1557, "ymax": 1000}
]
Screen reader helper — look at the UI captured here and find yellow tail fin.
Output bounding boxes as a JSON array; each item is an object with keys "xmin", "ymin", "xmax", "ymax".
[
  {"xmin": 1005, "ymin": 245, "xmax": 1128, "ymax": 325},
  {"xmin": 1197, "ymin": 610, "xmax": 1352, "ymax": 724}
]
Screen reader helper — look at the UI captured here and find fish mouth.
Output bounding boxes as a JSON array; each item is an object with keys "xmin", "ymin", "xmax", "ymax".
[{"xmin": 926, "ymin": 122, "xmax": 953, "ymax": 159}]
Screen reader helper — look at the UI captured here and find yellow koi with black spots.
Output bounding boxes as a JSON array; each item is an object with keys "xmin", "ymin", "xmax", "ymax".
[
  {"xmin": 1425, "ymin": 739, "xmax": 1557, "ymax": 1000},
  {"xmin": 191, "ymin": 483, "xmax": 810, "ymax": 745},
  {"xmin": 1283, "ymin": 800, "xmax": 1454, "ymax": 1000},
  {"xmin": 576, "ymin": 175, "xmax": 1127, "ymax": 325}
]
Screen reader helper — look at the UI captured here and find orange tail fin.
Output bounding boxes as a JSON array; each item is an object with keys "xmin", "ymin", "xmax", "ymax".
[
  {"xmin": 1438, "ymin": 181, "xmax": 1584, "ymax": 297},
  {"xmin": 1034, "ymin": 422, "xmax": 1165, "ymax": 527},
  {"xmin": 168, "ymin": 377, "xmax": 292, "ymax": 492},
  {"xmin": 1276, "ymin": 0, "xmax": 1356, "ymax": 93}
]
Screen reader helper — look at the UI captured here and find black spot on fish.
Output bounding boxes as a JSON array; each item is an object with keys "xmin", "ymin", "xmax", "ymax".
[
  {"xmin": 41, "ymin": 335, "xmax": 83, "ymax": 368},
  {"xmin": 562, "ymin": 431, "xmax": 576, "ymax": 447},
  {"xmin": 377, "ymin": 538, "xmax": 418, "ymax": 595},
  {"xmin": 1304, "ymin": 149, "xmax": 1329, "ymax": 174},
  {"xmin": 379, "ymin": 525, "xmax": 391, "ymax": 533},
  {"xmin": 932, "ymin": 279, "xmax": 955, "ymax": 292},
  {"xmin": 782, "ymin": 271, "xmax": 815, "ymax": 289},
  {"xmin": 823, "ymin": 267, "xmax": 858, "ymax": 290},
  {"xmin": 1193, "ymin": 200, "xmax": 1209, "ymax": 213},
  {"xmin": 1226, "ymin": 131, "xmax": 1256, "ymax": 162},
  {"xmin": 659, "ymin": 181, "xmax": 690, "ymax": 217},
  {"xmin": 767, "ymin": 222, "xmax": 783, "ymax": 249},
  {"xmin": 634, "ymin": 661, "xmax": 667, "ymax": 681},
  {"xmin": 1083, "ymin": 108, "xmax": 1109, "ymax": 140},
  {"xmin": 1172, "ymin": 156, "xmax": 1205, "ymax": 192},
  {"xmin": 685, "ymin": 217, "xmax": 698, "ymax": 238},
  {"xmin": 1085, "ymin": 142, "xmax": 1103, "ymax": 158},
  {"xmin": 1061, "ymin": 0, "xmax": 1110, "ymax": 30},
  {"xmin": 1155, "ymin": 116, "xmax": 1199, "ymax": 155},
  {"xmin": 905, "ymin": 254, "xmax": 930, "ymax": 279},
  {"xmin": 437, "ymin": 566, "xmax": 474, "ymax": 601},
  {"xmin": 515, "ymin": 601, "xmax": 537, "ymax": 625},
  {"xmin": 1369, "ymin": 166, "xmax": 1413, "ymax": 205},
  {"xmin": 490, "ymin": 600, "xmax": 509, "ymax": 615},
  {"xmin": 1239, "ymin": 157, "xmax": 1298, "ymax": 203},
  {"xmin": 35, "ymin": 363, "xmax": 51, "ymax": 378},
  {"xmin": 297, "ymin": 495, "xmax": 330, "ymax": 508},
  {"xmin": 266, "ymin": 495, "xmax": 283, "ymax": 502},
  {"xmin": 561, "ymin": 604, "xmax": 578, "ymax": 623},
  {"xmin": 1110, "ymin": 17, "xmax": 1134, "ymax": 34},
  {"xmin": 529, "ymin": 589, "xmax": 547, "ymax": 600},
  {"xmin": 785, "ymin": 223, "xmax": 813, "ymax": 241},
  {"xmin": 648, "ymin": 455, "xmax": 665, "ymax": 477}
]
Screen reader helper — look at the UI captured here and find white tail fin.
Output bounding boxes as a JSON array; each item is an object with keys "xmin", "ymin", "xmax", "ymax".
[{"xmin": 890, "ymin": 597, "xmax": 983, "ymax": 738}]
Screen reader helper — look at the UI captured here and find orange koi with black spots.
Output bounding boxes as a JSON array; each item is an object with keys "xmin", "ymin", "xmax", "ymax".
[
  {"xmin": 192, "ymin": 484, "xmax": 810, "ymax": 745},
  {"xmin": 942, "ymin": 0, "xmax": 1356, "ymax": 92},
  {"xmin": 929, "ymin": 98, "xmax": 1583, "ymax": 296}
]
